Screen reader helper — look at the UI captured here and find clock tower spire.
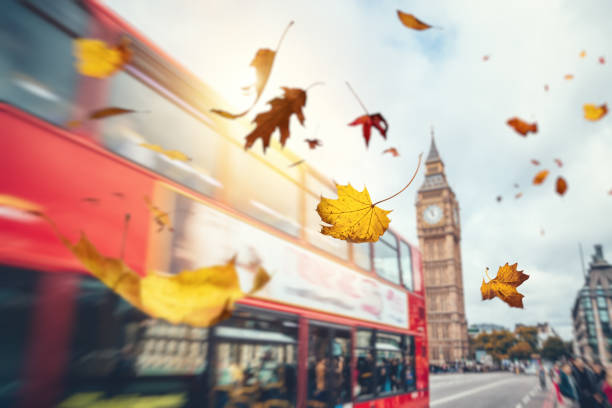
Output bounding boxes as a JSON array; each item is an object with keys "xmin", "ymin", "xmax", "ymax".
[{"xmin": 416, "ymin": 130, "xmax": 468, "ymax": 366}]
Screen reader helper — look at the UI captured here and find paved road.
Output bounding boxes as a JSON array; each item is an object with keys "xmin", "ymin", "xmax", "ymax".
[{"xmin": 430, "ymin": 372, "xmax": 555, "ymax": 408}]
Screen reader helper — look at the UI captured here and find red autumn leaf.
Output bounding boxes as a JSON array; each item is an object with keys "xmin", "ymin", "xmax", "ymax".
[
  {"xmin": 304, "ymin": 138, "xmax": 322, "ymax": 149},
  {"xmin": 483, "ymin": 55, "xmax": 490, "ymax": 62},
  {"xmin": 556, "ymin": 177, "xmax": 568, "ymax": 196},
  {"xmin": 383, "ymin": 147, "xmax": 399, "ymax": 157},
  {"xmin": 533, "ymin": 170, "xmax": 550, "ymax": 185},
  {"xmin": 515, "ymin": 192, "xmax": 523, "ymax": 199},
  {"xmin": 531, "ymin": 159, "xmax": 540, "ymax": 166},
  {"xmin": 507, "ymin": 117, "xmax": 537, "ymax": 136},
  {"xmin": 245, "ymin": 87, "xmax": 307, "ymax": 153},
  {"xmin": 349, "ymin": 113, "xmax": 388, "ymax": 147},
  {"xmin": 554, "ymin": 158, "xmax": 563, "ymax": 168},
  {"xmin": 599, "ymin": 57, "xmax": 606, "ymax": 64}
]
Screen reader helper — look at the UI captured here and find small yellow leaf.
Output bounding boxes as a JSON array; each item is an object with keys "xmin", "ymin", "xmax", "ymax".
[
  {"xmin": 583, "ymin": 103, "xmax": 608, "ymax": 121},
  {"xmin": 140, "ymin": 144, "xmax": 191, "ymax": 162},
  {"xmin": 564, "ymin": 74, "xmax": 574, "ymax": 80},
  {"xmin": 481, "ymin": 263, "xmax": 529, "ymax": 308},
  {"xmin": 533, "ymin": 170, "xmax": 550, "ymax": 185},
  {"xmin": 316, "ymin": 184, "xmax": 391, "ymax": 243},
  {"xmin": 0, "ymin": 194, "xmax": 43, "ymax": 215},
  {"xmin": 579, "ymin": 50, "xmax": 586, "ymax": 58},
  {"xmin": 73, "ymin": 38, "xmax": 131, "ymax": 79}
]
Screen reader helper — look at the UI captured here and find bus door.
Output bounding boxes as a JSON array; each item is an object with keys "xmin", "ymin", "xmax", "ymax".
[{"xmin": 307, "ymin": 322, "xmax": 352, "ymax": 408}]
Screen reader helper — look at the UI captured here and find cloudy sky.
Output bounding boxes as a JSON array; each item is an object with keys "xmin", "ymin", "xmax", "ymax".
[{"xmin": 105, "ymin": 0, "xmax": 612, "ymax": 339}]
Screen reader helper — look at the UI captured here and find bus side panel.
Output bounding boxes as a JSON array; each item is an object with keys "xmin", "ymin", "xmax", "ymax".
[
  {"xmin": 0, "ymin": 105, "xmax": 153, "ymax": 275},
  {"xmin": 415, "ymin": 335, "xmax": 429, "ymax": 402}
]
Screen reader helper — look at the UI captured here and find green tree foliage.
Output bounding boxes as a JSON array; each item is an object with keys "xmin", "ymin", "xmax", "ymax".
[
  {"xmin": 541, "ymin": 336, "xmax": 567, "ymax": 361},
  {"xmin": 515, "ymin": 326, "xmax": 539, "ymax": 351},
  {"xmin": 509, "ymin": 341, "xmax": 534, "ymax": 360}
]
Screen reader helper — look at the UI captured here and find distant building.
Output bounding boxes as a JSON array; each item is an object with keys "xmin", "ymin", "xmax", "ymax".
[
  {"xmin": 572, "ymin": 245, "xmax": 612, "ymax": 364},
  {"xmin": 469, "ymin": 323, "xmax": 507, "ymax": 335},
  {"xmin": 515, "ymin": 322, "xmax": 560, "ymax": 348}
]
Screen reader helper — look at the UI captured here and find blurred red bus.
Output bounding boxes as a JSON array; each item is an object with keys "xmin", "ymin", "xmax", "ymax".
[{"xmin": 0, "ymin": 0, "xmax": 429, "ymax": 407}]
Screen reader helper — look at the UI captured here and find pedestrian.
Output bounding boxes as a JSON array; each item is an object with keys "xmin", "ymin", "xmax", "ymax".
[
  {"xmin": 539, "ymin": 364, "xmax": 547, "ymax": 390},
  {"xmin": 571, "ymin": 357, "xmax": 599, "ymax": 408},
  {"xmin": 602, "ymin": 369, "xmax": 612, "ymax": 407},
  {"xmin": 559, "ymin": 362, "xmax": 580, "ymax": 408},
  {"xmin": 550, "ymin": 362, "xmax": 563, "ymax": 405}
]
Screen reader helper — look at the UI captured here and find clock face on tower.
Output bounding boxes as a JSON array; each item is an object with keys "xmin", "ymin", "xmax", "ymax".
[{"xmin": 423, "ymin": 204, "xmax": 443, "ymax": 225}]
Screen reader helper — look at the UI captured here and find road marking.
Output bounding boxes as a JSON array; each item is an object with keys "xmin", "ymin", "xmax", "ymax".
[
  {"xmin": 430, "ymin": 378, "xmax": 516, "ymax": 406},
  {"xmin": 515, "ymin": 404, "xmax": 523, "ymax": 408},
  {"xmin": 522, "ymin": 395, "xmax": 530, "ymax": 404}
]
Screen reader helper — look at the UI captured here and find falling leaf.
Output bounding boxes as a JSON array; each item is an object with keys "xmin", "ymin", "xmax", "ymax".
[
  {"xmin": 515, "ymin": 192, "xmax": 523, "ymax": 199},
  {"xmin": 141, "ymin": 258, "xmax": 270, "ymax": 327},
  {"xmin": 288, "ymin": 159, "xmax": 305, "ymax": 168},
  {"xmin": 608, "ymin": 189, "xmax": 612, "ymax": 196},
  {"xmin": 383, "ymin": 147, "xmax": 399, "ymax": 157},
  {"xmin": 540, "ymin": 228, "xmax": 545, "ymax": 236},
  {"xmin": 140, "ymin": 143, "xmax": 191, "ymax": 162},
  {"xmin": 316, "ymin": 154, "xmax": 422, "ymax": 243},
  {"xmin": 483, "ymin": 55, "xmax": 490, "ymax": 62},
  {"xmin": 556, "ymin": 177, "xmax": 568, "ymax": 196},
  {"xmin": 82, "ymin": 197, "xmax": 100, "ymax": 204},
  {"xmin": 554, "ymin": 158, "xmax": 563, "ymax": 168},
  {"xmin": 65, "ymin": 120, "xmax": 82, "ymax": 128},
  {"xmin": 212, "ymin": 21, "xmax": 294, "ymax": 119},
  {"xmin": 496, "ymin": 196, "xmax": 502, "ymax": 202},
  {"xmin": 544, "ymin": 84, "xmax": 549, "ymax": 92},
  {"xmin": 0, "ymin": 194, "xmax": 43, "ymax": 215},
  {"xmin": 507, "ymin": 117, "xmax": 538, "ymax": 136},
  {"xmin": 564, "ymin": 74, "xmax": 574, "ymax": 80},
  {"xmin": 349, "ymin": 113, "xmax": 388, "ymax": 147},
  {"xmin": 533, "ymin": 170, "xmax": 550, "ymax": 185},
  {"xmin": 531, "ymin": 159, "xmax": 540, "ymax": 166},
  {"xmin": 144, "ymin": 196, "xmax": 173, "ymax": 232},
  {"xmin": 583, "ymin": 103, "xmax": 608, "ymax": 121},
  {"xmin": 244, "ymin": 87, "xmax": 307, "ymax": 153},
  {"xmin": 304, "ymin": 139, "xmax": 322, "ymax": 149},
  {"xmin": 73, "ymin": 38, "xmax": 131, "ymax": 78},
  {"xmin": 397, "ymin": 10, "xmax": 432, "ymax": 31},
  {"xmin": 599, "ymin": 57, "xmax": 606, "ymax": 64},
  {"xmin": 514, "ymin": 183, "xmax": 519, "ymax": 189},
  {"xmin": 481, "ymin": 263, "xmax": 529, "ymax": 308},
  {"xmin": 579, "ymin": 50, "xmax": 586, "ymax": 58},
  {"xmin": 89, "ymin": 107, "xmax": 138, "ymax": 119}
]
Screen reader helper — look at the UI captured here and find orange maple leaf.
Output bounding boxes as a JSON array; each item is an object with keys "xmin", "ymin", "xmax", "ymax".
[
  {"xmin": 383, "ymin": 147, "xmax": 399, "ymax": 157},
  {"xmin": 481, "ymin": 263, "xmax": 529, "ymax": 308},
  {"xmin": 507, "ymin": 117, "xmax": 537, "ymax": 136},
  {"xmin": 533, "ymin": 170, "xmax": 550, "ymax": 185},
  {"xmin": 245, "ymin": 87, "xmax": 307, "ymax": 153},
  {"xmin": 397, "ymin": 10, "xmax": 432, "ymax": 31},
  {"xmin": 305, "ymin": 138, "xmax": 322, "ymax": 149}
]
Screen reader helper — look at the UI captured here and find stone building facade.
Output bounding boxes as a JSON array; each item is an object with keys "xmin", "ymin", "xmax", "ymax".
[
  {"xmin": 572, "ymin": 245, "xmax": 612, "ymax": 364},
  {"xmin": 415, "ymin": 135, "xmax": 468, "ymax": 365}
]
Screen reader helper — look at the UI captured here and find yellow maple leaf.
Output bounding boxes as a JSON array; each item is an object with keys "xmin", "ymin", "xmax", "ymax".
[
  {"xmin": 481, "ymin": 263, "xmax": 529, "ymax": 308},
  {"xmin": 317, "ymin": 153, "xmax": 422, "ymax": 243},
  {"xmin": 0, "ymin": 194, "xmax": 43, "ymax": 215},
  {"xmin": 584, "ymin": 103, "xmax": 608, "ymax": 121},
  {"xmin": 73, "ymin": 38, "xmax": 131, "ymax": 78}
]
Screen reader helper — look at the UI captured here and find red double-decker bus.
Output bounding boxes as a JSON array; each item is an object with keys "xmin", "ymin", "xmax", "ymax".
[{"xmin": 0, "ymin": 1, "xmax": 429, "ymax": 407}]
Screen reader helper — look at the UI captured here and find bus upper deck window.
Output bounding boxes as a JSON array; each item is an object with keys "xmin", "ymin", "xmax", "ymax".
[
  {"xmin": 399, "ymin": 240, "xmax": 414, "ymax": 291},
  {"xmin": 373, "ymin": 232, "xmax": 400, "ymax": 285}
]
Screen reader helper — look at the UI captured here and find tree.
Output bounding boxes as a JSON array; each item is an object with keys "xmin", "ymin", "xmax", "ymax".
[
  {"xmin": 541, "ymin": 336, "xmax": 567, "ymax": 361},
  {"xmin": 469, "ymin": 330, "xmax": 517, "ymax": 362},
  {"xmin": 509, "ymin": 341, "xmax": 533, "ymax": 360},
  {"xmin": 515, "ymin": 326, "xmax": 539, "ymax": 351}
]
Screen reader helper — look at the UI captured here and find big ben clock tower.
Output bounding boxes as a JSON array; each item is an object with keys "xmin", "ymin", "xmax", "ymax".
[{"xmin": 416, "ymin": 132, "xmax": 468, "ymax": 366}]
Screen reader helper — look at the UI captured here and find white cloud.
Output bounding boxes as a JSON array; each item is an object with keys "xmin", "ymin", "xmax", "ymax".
[{"xmin": 104, "ymin": 0, "xmax": 612, "ymax": 339}]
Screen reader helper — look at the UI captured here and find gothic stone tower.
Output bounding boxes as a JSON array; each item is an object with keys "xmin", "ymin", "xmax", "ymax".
[{"xmin": 416, "ymin": 135, "xmax": 468, "ymax": 365}]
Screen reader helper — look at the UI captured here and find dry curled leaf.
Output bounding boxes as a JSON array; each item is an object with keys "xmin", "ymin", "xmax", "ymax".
[
  {"xmin": 73, "ymin": 38, "xmax": 131, "ymax": 78},
  {"xmin": 556, "ymin": 177, "xmax": 568, "ymax": 196},
  {"xmin": 482, "ymin": 55, "xmax": 490, "ymax": 62},
  {"xmin": 397, "ymin": 10, "xmax": 432, "ymax": 31},
  {"xmin": 481, "ymin": 263, "xmax": 529, "ymax": 308},
  {"xmin": 212, "ymin": 22, "xmax": 294, "ymax": 119},
  {"xmin": 304, "ymin": 139, "xmax": 322, "ymax": 149},
  {"xmin": 531, "ymin": 159, "xmax": 540, "ymax": 166},
  {"xmin": 383, "ymin": 147, "xmax": 399, "ymax": 157},
  {"xmin": 533, "ymin": 170, "xmax": 550, "ymax": 185},
  {"xmin": 564, "ymin": 74, "xmax": 574, "ymax": 80},
  {"xmin": 507, "ymin": 117, "xmax": 537, "ymax": 136},
  {"xmin": 349, "ymin": 113, "xmax": 388, "ymax": 147},
  {"xmin": 140, "ymin": 143, "xmax": 191, "ymax": 162},
  {"xmin": 245, "ymin": 87, "xmax": 307, "ymax": 153},
  {"xmin": 288, "ymin": 159, "xmax": 305, "ymax": 168},
  {"xmin": 89, "ymin": 107, "xmax": 139, "ymax": 120},
  {"xmin": 554, "ymin": 158, "xmax": 563, "ymax": 168},
  {"xmin": 584, "ymin": 103, "xmax": 608, "ymax": 121},
  {"xmin": 515, "ymin": 192, "xmax": 523, "ymax": 199},
  {"xmin": 144, "ymin": 196, "xmax": 173, "ymax": 232}
]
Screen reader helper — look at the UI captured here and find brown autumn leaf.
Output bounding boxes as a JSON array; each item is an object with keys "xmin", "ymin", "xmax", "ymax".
[
  {"xmin": 556, "ymin": 177, "xmax": 568, "ymax": 196},
  {"xmin": 288, "ymin": 159, "xmax": 305, "ymax": 168},
  {"xmin": 89, "ymin": 107, "xmax": 138, "ymax": 119},
  {"xmin": 244, "ymin": 87, "xmax": 307, "ymax": 153},
  {"xmin": 211, "ymin": 21, "xmax": 293, "ymax": 119},
  {"xmin": 531, "ymin": 159, "xmax": 540, "ymax": 166},
  {"xmin": 533, "ymin": 170, "xmax": 550, "ymax": 185},
  {"xmin": 554, "ymin": 158, "xmax": 563, "ymax": 168},
  {"xmin": 483, "ymin": 55, "xmax": 490, "ymax": 62},
  {"xmin": 507, "ymin": 117, "xmax": 537, "ymax": 136},
  {"xmin": 144, "ymin": 196, "xmax": 173, "ymax": 233},
  {"xmin": 564, "ymin": 74, "xmax": 574, "ymax": 80},
  {"xmin": 383, "ymin": 147, "xmax": 399, "ymax": 157},
  {"xmin": 397, "ymin": 10, "xmax": 432, "ymax": 31},
  {"xmin": 304, "ymin": 139, "xmax": 322, "ymax": 149},
  {"xmin": 515, "ymin": 192, "xmax": 523, "ymax": 199},
  {"xmin": 65, "ymin": 120, "xmax": 82, "ymax": 128},
  {"xmin": 481, "ymin": 263, "xmax": 529, "ymax": 308},
  {"xmin": 583, "ymin": 103, "xmax": 608, "ymax": 121}
]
